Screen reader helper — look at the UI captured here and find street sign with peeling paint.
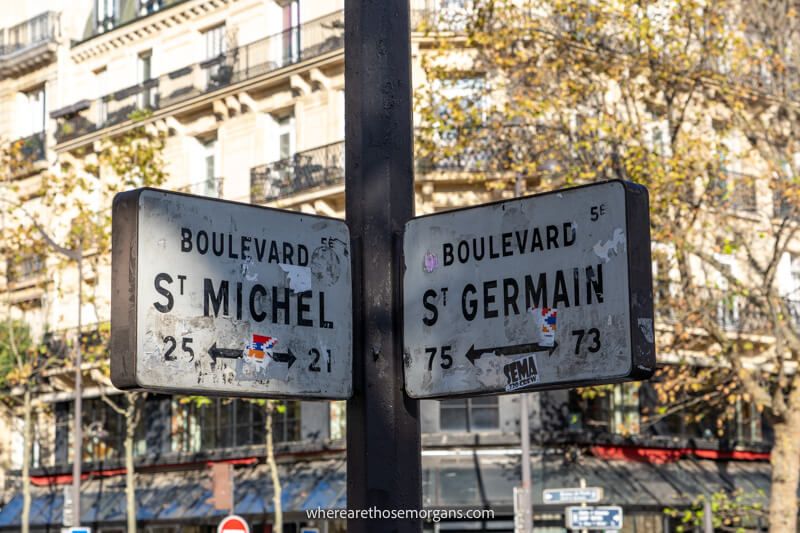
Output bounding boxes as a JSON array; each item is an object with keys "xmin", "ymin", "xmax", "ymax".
[
  {"xmin": 402, "ymin": 180, "xmax": 655, "ymax": 398},
  {"xmin": 111, "ymin": 188, "xmax": 352, "ymax": 399}
]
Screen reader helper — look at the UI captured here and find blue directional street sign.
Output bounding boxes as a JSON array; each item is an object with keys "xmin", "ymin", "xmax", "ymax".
[
  {"xmin": 566, "ymin": 506, "xmax": 623, "ymax": 530},
  {"xmin": 543, "ymin": 487, "xmax": 603, "ymax": 504}
]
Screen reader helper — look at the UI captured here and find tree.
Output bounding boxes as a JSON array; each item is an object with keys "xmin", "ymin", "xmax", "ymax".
[
  {"xmin": 0, "ymin": 321, "xmax": 57, "ymax": 533},
  {"xmin": 415, "ymin": 1, "xmax": 799, "ymax": 531},
  {"xmin": 0, "ymin": 139, "xmax": 58, "ymax": 533},
  {"xmin": 181, "ymin": 396, "xmax": 286, "ymax": 532},
  {"xmin": 72, "ymin": 117, "xmax": 167, "ymax": 533},
  {"xmin": 259, "ymin": 399, "xmax": 286, "ymax": 533},
  {"xmin": 1, "ymin": 113, "xmax": 167, "ymax": 532},
  {"xmin": 97, "ymin": 388, "xmax": 146, "ymax": 533},
  {"xmin": 665, "ymin": 488, "xmax": 768, "ymax": 532}
]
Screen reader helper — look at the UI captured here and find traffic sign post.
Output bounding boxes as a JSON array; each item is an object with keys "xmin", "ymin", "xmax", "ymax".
[
  {"xmin": 403, "ymin": 180, "xmax": 655, "ymax": 398},
  {"xmin": 543, "ymin": 487, "xmax": 604, "ymax": 505},
  {"xmin": 513, "ymin": 486, "xmax": 532, "ymax": 533},
  {"xmin": 565, "ymin": 506, "xmax": 623, "ymax": 530},
  {"xmin": 218, "ymin": 515, "xmax": 250, "ymax": 533},
  {"xmin": 344, "ymin": 0, "xmax": 421, "ymax": 531},
  {"xmin": 111, "ymin": 189, "xmax": 352, "ymax": 399}
]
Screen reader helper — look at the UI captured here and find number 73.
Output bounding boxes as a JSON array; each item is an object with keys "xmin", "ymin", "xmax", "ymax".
[{"xmin": 572, "ymin": 328, "xmax": 601, "ymax": 354}]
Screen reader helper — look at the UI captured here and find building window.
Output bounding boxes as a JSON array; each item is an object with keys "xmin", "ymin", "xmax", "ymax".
[
  {"xmin": 19, "ymin": 87, "xmax": 46, "ymax": 138},
  {"xmin": 567, "ymin": 389, "xmax": 612, "ymax": 433},
  {"xmin": 203, "ymin": 25, "xmax": 232, "ymax": 88},
  {"xmin": 6, "ymin": 253, "xmax": 45, "ymax": 285},
  {"xmin": 639, "ymin": 378, "xmax": 767, "ymax": 443},
  {"xmin": 711, "ymin": 156, "xmax": 758, "ymax": 212},
  {"xmin": 172, "ymin": 399, "xmax": 301, "ymax": 453},
  {"xmin": 278, "ymin": 116, "xmax": 294, "ymax": 160},
  {"xmin": 139, "ymin": 0, "xmax": 163, "ymax": 15},
  {"xmin": 566, "ymin": 383, "xmax": 640, "ymax": 435},
  {"xmin": 432, "ymin": 76, "xmax": 486, "ymax": 124},
  {"xmin": 203, "ymin": 24, "xmax": 227, "ymax": 61},
  {"xmin": 272, "ymin": 401, "xmax": 301, "ymax": 442},
  {"xmin": 426, "ymin": 76, "xmax": 488, "ymax": 171},
  {"xmin": 137, "ymin": 50, "xmax": 157, "ymax": 110},
  {"xmin": 187, "ymin": 137, "xmax": 221, "ymax": 197},
  {"xmin": 439, "ymin": 397, "xmax": 499, "ymax": 432},
  {"xmin": 437, "ymin": 0, "xmax": 472, "ymax": 31},
  {"xmin": 330, "ymin": 401, "xmax": 346, "ymax": 440},
  {"xmin": 202, "ymin": 138, "xmax": 219, "ymax": 196},
  {"xmin": 281, "ymin": 1, "xmax": 300, "ymax": 65},
  {"xmin": 54, "ymin": 397, "xmax": 157, "ymax": 465},
  {"xmin": 96, "ymin": 0, "xmax": 119, "ymax": 33},
  {"xmin": 15, "ymin": 419, "xmax": 42, "ymax": 469}
]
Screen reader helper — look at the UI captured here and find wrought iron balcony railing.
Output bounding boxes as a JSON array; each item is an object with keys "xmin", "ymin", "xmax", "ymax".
[
  {"xmin": 655, "ymin": 283, "xmax": 800, "ymax": 334},
  {"xmin": 16, "ymin": 131, "xmax": 46, "ymax": 162},
  {"xmin": 5, "ymin": 131, "xmax": 46, "ymax": 175},
  {"xmin": 250, "ymin": 141, "xmax": 344, "ymax": 203},
  {"xmin": 53, "ymin": 11, "xmax": 344, "ymax": 144}
]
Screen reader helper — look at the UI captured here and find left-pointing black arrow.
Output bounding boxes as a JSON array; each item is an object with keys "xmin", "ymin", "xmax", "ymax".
[
  {"xmin": 208, "ymin": 343, "xmax": 243, "ymax": 363},
  {"xmin": 466, "ymin": 341, "xmax": 558, "ymax": 365}
]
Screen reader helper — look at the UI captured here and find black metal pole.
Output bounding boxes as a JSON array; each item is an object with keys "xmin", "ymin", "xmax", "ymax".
[{"xmin": 345, "ymin": 0, "xmax": 421, "ymax": 532}]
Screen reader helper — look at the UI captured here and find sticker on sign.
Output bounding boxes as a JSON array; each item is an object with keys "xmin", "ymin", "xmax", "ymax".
[
  {"xmin": 111, "ymin": 189, "xmax": 352, "ymax": 399},
  {"xmin": 402, "ymin": 181, "xmax": 655, "ymax": 398}
]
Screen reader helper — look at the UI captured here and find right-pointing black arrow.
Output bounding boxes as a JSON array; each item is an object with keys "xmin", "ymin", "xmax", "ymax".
[
  {"xmin": 272, "ymin": 349, "xmax": 297, "ymax": 369},
  {"xmin": 466, "ymin": 341, "xmax": 558, "ymax": 365},
  {"xmin": 208, "ymin": 343, "xmax": 243, "ymax": 363}
]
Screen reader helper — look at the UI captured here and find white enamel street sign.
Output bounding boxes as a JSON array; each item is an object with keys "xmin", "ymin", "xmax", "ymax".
[
  {"xmin": 543, "ymin": 487, "xmax": 604, "ymax": 504},
  {"xmin": 403, "ymin": 180, "xmax": 655, "ymax": 398},
  {"xmin": 111, "ymin": 188, "xmax": 352, "ymax": 399}
]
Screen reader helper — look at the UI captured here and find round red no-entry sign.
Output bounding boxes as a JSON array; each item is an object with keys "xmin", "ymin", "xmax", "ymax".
[{"xmin": 218, "ymin": 515, "xmax": 250, "ymax": 533}]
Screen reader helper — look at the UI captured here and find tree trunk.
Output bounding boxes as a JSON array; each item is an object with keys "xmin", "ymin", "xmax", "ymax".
[
  {"xmin": 125, "ymin": 417, "xmax": 136, "ymax": 533},
  {"xmin": 265, "ymin": 403, "xmax": 283, "ymax": 533},
  {"xmin": 769, "ymin": 380, "xmax": 800, "ymax": 533},
  {"xmin": 21, "ymin": 388, "xmax": 31, "ymax": 533}
]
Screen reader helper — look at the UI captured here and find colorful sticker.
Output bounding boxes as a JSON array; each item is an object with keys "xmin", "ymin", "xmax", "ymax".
[
  {"xmin": 423, "ymin": 251, "xmax": 439, "ymax": 273},
  {"xmin": 246, "ymin": 334, "xmax": 277, "ymax": 364},
  {"xmin": 532, "ymin": 307, "xmax": 557, "ymax": 346}
]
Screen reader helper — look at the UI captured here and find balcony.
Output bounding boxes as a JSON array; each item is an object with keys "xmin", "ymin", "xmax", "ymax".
[
  {"xmin": 0, "ymin": 12, "xmax": 59, "ymax": 77},
  {"xmin": 16, "ymin": 131, "xmax": 46, "ymax": 162},
  {"xmin": 655, "ymin": 284, "xmax": 800, "ymax": 335},
  {"xmin": 250, "ymin": 141, "xmax": 344, "ymax": 203},
  {"xmin": 6, "ymin": 131, "xmax": 46, "ymax": 177},
  {"xmin": 52, "ymin": 11, "xmax": 344, "ymax": 145}
]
